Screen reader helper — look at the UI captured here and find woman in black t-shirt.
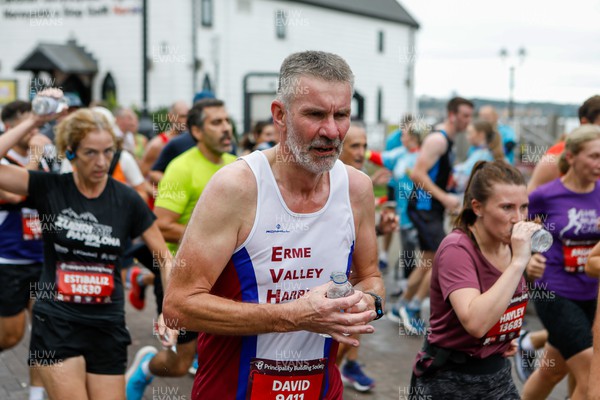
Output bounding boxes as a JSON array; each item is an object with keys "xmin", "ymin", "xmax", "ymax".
[{"xmin": 0, "ymin": 92, "xmax": 174, "ymax": 400}]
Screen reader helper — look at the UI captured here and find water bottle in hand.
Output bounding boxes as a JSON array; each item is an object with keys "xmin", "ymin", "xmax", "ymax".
[
  {"xmin": 321, "ymin": 272, "xmax": 353, "ymax": 338},
  {"xmin": 326, "ymin": 272, "xmax": 354, "ymax": 299},
  {"xmin": 531, "ymin": 228, "xmax": 553, "ymax": 253},
  {"xmin": 32, "ymin": 96, "xmax": 68, "ymax": 115}
]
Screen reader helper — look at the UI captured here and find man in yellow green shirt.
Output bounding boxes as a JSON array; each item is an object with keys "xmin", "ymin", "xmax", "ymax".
[{"xmin": 155, "ymin": 99, "xmax": 237, "ymax": 254}]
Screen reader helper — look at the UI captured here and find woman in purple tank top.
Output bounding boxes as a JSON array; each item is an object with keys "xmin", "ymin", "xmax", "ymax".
[{"xmin": 522, "ymin": 125, "xmax": 600, "ymax": 400}]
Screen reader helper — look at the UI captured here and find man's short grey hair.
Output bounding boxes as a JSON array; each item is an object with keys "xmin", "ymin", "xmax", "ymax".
[
  {"xmin": 277, "ymin": 51, "xmax": 354, "ymax": 106},
  {"xmin": 113, "ymin": 107, "xmax": 133, "ymax": 118}
]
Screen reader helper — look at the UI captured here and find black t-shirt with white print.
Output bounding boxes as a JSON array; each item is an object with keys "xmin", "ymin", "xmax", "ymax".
[{"xmin": 28, "ymin": 171, "xmax": 155, "ymax": 325}]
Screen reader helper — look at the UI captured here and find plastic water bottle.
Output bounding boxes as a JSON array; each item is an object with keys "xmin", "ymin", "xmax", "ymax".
[
  {"xmin": 32, "ymin": 96, "xmax": 68, "ymax": 115},
  {"xmin": 320, "ymin": 272, "xmax": 354, "ymax": 338},
  {"xmin": 326, "ymin": 272, "xmax": 354, "ymax": 299},
  {"xmin": 531, "ymin": 228, "xmax": 553, "ymax": 253}
]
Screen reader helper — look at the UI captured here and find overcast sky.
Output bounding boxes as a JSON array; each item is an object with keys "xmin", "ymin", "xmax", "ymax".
[{"xmin": 397, "ymin": 0, "xmax": 600, "ymax": 104}]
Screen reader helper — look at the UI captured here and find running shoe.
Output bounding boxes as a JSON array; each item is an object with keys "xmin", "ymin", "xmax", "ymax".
[
  {"xmin": 390, "ymin": 278, "xmax": 407, "ymax": 298},
  {"xmin": 386, "ymin": 305, "xmax": 402, "ymax": 324},
  {"xmin": 188, "ymin": 354, "xmax": 198, "ymax": 375},
  {"xmin": 515, "ymin": 330, "xmax": 537, "ymax": 382},
  {"xmin": 399, "ymin": 305, "xmax": 426, "ymax": 335},
  {"xmin": 128, "ymin": 267, "xmax": 147, "ymax": 310},
  {"xmin": 126, "ymin": 346, "xmax": 157, "ymax": 400},
  {"xmin": 341, "ymin": 360, "xmax": 375, "ymax": 392}
]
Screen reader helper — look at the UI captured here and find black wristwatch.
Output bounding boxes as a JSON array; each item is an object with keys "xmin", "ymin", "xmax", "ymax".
[{"xmin": 365, "ymin": 292, "xmax": 384, "ymax": 320}]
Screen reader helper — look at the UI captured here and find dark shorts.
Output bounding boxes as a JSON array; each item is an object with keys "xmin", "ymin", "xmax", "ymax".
[
  {"xmin": 412, "ymin": 358, "xmax": 519, "ymax": 400},
  {"xmin": 0, "ymin": 263, "xmax": 42, "ymax": 317},
  {"xmin": 29, "ymin": 310, "xmax": 131, "ymax": 374},
  {"xmin": 533, "ymin": 291, "xmax": 596, "ymax": 360},
  {"xmin": 407, "ymin": 208, "xmax": 446, "ymax": 252},
  {"xmin": 400, "ymin": 227, "xmax": 419, "ymax": 278}
]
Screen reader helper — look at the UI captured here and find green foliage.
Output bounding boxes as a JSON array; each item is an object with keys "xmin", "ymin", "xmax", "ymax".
[
  {"xmin": 104, "ymin": 91, "xmax": 118, "ymax": 112},
  {"xmin": 373, "ymin": 184, "xmax": 387, "ymax": 199}
]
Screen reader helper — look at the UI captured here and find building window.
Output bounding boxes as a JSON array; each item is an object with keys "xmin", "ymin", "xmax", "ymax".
[
  {"xmin": 275, "ymin": 10, "xmax": 286, "ymax": 39},
  {"xmin": 352, "ymin": 91, "xmax": 365, "ymax": 121},
  {"xmin": 201, "ymin": 0, "xmax": 213, "ymax": 27},
  {"xmin": 202, "ymin": 74, "xmax": 213, "ymax": 93},
  {"xmin": 377, "ymin": 88, "xmax": 383, "ymax": 122},
  {"xmin": 378, "ymin": 31, "xmax": 384, "ymax": 53},
  {"xmin": 102, "ymin": 73, "xmax": 117, "ymax": 103}
]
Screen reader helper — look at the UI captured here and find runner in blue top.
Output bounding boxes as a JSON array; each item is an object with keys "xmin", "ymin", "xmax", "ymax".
[
  {"xmin": 0, "ymin": 100, "xmax": 50, "ymax": 400},
  {"xmin": 399, "ymin": 97, "xmax": 473, "ymax": 334},
  {"xmin": 381, "ymin": 122, "xmax": 425, "ymax": 279}
]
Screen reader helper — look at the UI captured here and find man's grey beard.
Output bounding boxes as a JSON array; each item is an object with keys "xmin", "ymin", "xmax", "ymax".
[{"xmin": 283, "ymin": 121, "xmax": 341, "ymax": 175}]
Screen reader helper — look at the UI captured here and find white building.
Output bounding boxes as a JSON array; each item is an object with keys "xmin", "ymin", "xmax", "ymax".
[{"xmin": 0, "ymin": 0, "xmax": 418, "ymax": 134}]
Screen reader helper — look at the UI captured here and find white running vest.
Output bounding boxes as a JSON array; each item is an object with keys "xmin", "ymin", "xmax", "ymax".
[{"xmin": 236, "ymin": 150, "xmax": 355, "ymax": 362}]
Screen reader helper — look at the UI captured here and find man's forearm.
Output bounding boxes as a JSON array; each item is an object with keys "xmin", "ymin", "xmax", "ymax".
[
  {"xmin": 163, "ymin": 282, "xmax": 377, "ymax": 339},
  {"xmin": 159, "ymin": 222, "xmax": 186, "ymax": 244},
  {"xmin": 163, "ymin": 292, "xmax": 298, "ymax": 335},
  {"xmin": 0, "ymin": 117, "xmax": 36, "ymax": 158},
  {"xmin": 0, "ymin": 189, "xmax": 24, "ymax": 204},
  {"xmin": 148, "ymin": 170, "xmax": 164, "ymax": 185}
]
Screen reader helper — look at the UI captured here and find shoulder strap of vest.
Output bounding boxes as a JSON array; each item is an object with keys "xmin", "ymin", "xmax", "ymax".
[{"xmin": 109, "ymin": 149, "xmax": 122, "ymax": 176}]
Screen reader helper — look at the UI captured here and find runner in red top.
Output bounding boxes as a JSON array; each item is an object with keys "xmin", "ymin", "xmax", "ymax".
[{"xmin": 163, "ymin": 51, "xmax": 384, "ymax": 400}]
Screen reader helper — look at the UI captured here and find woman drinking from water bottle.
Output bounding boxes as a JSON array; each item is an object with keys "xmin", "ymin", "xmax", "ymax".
[{"xmin": 410, "ymin": 160, "xmax": 540, "ymax": 399}]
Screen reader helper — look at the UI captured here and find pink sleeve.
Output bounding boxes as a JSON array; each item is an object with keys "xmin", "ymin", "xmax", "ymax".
[{"xmin": 436, "ymin": 243, "xmax": 481, "ymax": 301}]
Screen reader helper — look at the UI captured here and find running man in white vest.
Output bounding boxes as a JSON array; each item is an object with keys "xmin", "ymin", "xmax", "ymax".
[{"xmin": 164, "ymin": 51, "xmax": 385, "ymax": 400}]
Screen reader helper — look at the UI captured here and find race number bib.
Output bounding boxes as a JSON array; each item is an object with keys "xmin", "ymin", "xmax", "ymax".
[
  {"xmin": 247, "ymin": 358, "xmax": 326, "ymax": 400},
  {"xmin": 55, "ymin": 262, "xmax": 114, "ymax": 304},
  {"xmin": 562, "ymin": 244, "xmax": 594, "ymax": 274},
  {"xmin": 483, "ymin": 295, "xmax": 528, "ymax": 346},
  {"xmin": 21, "ymin": 208, "xmax": 42, "ymax": 241}
]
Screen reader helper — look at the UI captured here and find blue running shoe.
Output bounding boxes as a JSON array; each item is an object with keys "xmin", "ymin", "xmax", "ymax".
[
  {"xmin": 387, "ymin": 305, "xmax": 402, "ymax": 324},
  {"xmin": 515, "ymin": 330, "xmax": 537, "ymax": 382},
  {"xmin": 399, "ymin": 306, "xmax": 426, "ymax": 335},
  {"xmin": 341, "ymin": 360, "xmax": 375, "ymax": 392},
  {"xmin": 188, "ymin": 354, "xmax": 198, "ymax": 375},
  {"xmin": 126, "ymin": 346, "xmax": 157, "ymax": 400}
]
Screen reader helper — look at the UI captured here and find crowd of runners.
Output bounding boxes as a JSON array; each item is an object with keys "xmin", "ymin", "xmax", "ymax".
[{"xmin": 0, "ymin": 50, "xmax": 599, "ymax": 400}]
